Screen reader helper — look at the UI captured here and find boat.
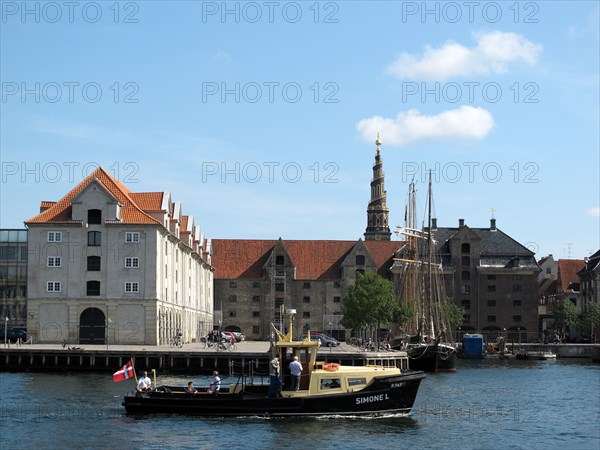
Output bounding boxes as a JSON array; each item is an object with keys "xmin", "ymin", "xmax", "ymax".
[
  {"xmin": 122, "ymin": 310, "xmax": 426, "ymax": 417},
  {"xmin": 515, "ymin": 351, "xmax": 557, "ymax": 360},
  {"xmin": 391, "ymin": 175, "xmax": 458, "ymax": 372}
]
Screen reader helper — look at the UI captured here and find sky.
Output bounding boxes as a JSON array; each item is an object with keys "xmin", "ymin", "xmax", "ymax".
[{"xmin": 1, "ymin": 1, "xmax": 599, "ymax": 260}]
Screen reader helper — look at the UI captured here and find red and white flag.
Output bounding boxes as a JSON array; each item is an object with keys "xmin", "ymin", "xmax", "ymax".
[{"xmin": 113, "ymin": 360, "xmax": 134, "ymax": 382}]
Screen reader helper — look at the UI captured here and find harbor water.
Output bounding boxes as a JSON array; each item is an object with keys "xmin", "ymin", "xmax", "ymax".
[{"xmin": 1, "ymin": 359, "xmax": 598, "ymax": 449}]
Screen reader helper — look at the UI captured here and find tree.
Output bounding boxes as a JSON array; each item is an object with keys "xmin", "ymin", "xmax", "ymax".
[
  {"xmin": 553, "ymin": 299, "xmax": 579, "ymax": 335},
  {"xmin": 341, "ymin": 272, "xmax": 411, "ymax": 348},
  {"xmin": 579, "ymin": 302, "xmax": 600, "ymax": 342},
  {"xmin": 440, "ymin": 298, "xmax": 464, "ymax": 330}
]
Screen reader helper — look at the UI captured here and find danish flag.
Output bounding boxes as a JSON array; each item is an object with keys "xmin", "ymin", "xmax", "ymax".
[{"xmin": 113, "ymin": 361, "xmax": 135, "ymax": 382}]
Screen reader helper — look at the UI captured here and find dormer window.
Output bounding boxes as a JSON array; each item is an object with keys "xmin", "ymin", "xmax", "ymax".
[{"xmin": 88, "ymin": 209, "xmax": 102, "ymax": 224}]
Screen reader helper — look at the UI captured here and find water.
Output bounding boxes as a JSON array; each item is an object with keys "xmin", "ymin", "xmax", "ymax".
[{"xmin": 1, "ymin": 359, "xmax": 599, "ymax": 449}]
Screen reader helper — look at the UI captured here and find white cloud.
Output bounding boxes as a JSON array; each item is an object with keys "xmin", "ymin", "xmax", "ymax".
[
  {"xmin": 356, "ymin": 106, "xmax": 494, "ymax": 146},
  {"xmin": 211, "ymin": 50, "xmax": 232, "ymax": 62},
  {"xmin": 586, "ymin": 207, "xmax": 600, "ymax": 217},
  {"xmin": 387, "ymin": 31, "xmax": 543, "ymax": 81}
]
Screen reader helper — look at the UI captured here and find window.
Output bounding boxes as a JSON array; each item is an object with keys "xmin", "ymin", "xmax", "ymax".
[
  {"xmin": 125, "ymin": 282, "xmax": 139, "ymax": 293},
  {"xmin": 348, "ymin": 377, "xmax": 367, "ymax": 387},
  {"xmin": 87, "ymin": 231, "xmax": 101, "ymax": 246},
  {"xmin": 125, "ymin": 232, "xmax": 140, "ymax": 243},
  {"xmin": 356, "ymin": 255, "xmax": 365, "ymax": 265},
  {"xmin": 546, "ymin": 267, "xmax": 551, "ymax": 274},
  {"xmin": 275, "ymin": 298, "xmax": 284, "ymax": 307},
  {"xmin": 320, "ymin": 378, "xmax": 341, "ymax": 390},
  {"xmin": 487, "ymin": 274, "xmax": 496, "ymax": 280},
  {"xmin": 229, "ymin": 311, "xmax": 236, "ymax": 317},
  {"xmin": 333, "ymin": 296, "xmax": 341, "ymax": 303},
  {"xmin": 229, "ymin": 295, "xmax": 237, "ymax": 302},
  {"xmin": 229, "ymin": 281, "xmax": 237, "ymax": 289},
  {"xmin": 275, "ymin": 283, "xmax": 284, "ymax": 292},
  {"xmin": 487, "ymin": 285, "xmax": 496, "ymax": 292},
  {"xmin": 252, "ymin": 295, "xmax": 260, "ymax": 302},
  {"xmin": 513, "ymin": 285, "xmax": 522, "ymax": 292},
  {"xmin": 461, "ymin": 256, "xmax": 470, "ymax": 266},
  {"xmin": 487, "ymin": 315, "xmax": 496, "ymax": 322},
  {"xmin": 512, "ymin": 275, "xmax": 522, "ymax": 281},
  {"xmin": 356, "ymin": 269, "xmax": 365, "ymax": 275},
  {"xmin": 487, "ymin": 300, "xmax": 496, "ymax": 307},
  {"xmin": 47, "ymin": 281, "xmax": 61, "ymax": 292},
  {"xmin": 461, "ymin": 243, "xmax": 470, "ymax": 253},
  {"xmin": 87, "ymin": 256, "xmax": 101, "ymax": 271},
  {"xmin": 125, "ymin": 257, "xmax": 139, "ymax": 268},
  {"xmin": 303, "ymin": 296, "xmax": 311, "ymax": 303},
  {"xmin": 333, "ymin": 281, "xmax": 341, "ymax": 288},
  {"xmin": 462, "ymin": 271, "xmax": 470, "ymax": 280},
  {"xmin": 303, "ymin": 282, "xmax": 311, "ymax": 289},
  {"xmin": 253, "ymin": 281, "xmax": 261, "ymax": 288},
  {"xmin": 513, "ymin": 300, "xmax": 522, "ymax": 307},
  {"xmin": 47, "ymin": 256, "xmax": 61, "ymax": 267},
  {"xmin": 463, "ymin": 314, "xmax": 471, "ymax": 323},
  {"xmin": 86, "ymin": 280, "xmax": 100, "ymax": 296},
  {"xmin": 276, "ymin": 255, "xmax": 284, "ymax": 265},
  {"xmin": 461, "ymin": 300, "xmax": 471, "ymax": 308},
  {"xmin": 252, "ymin": 311, "xmax": 260, "ymax": 317},
  {"xmin": 513, "ymin": 315, "xmax": 522, "ymax": 322},
  {"xmin": 252, "ymin": 325, "xmax": 260, "ymax": 334},
  {"xmin": 48, "ymin": 231, "xmax": 62, "ymax": 242},
  {"xmin": 302, "ymin": 311, "xmax": 311, "ymax": 318},
  {"xmin": 461, "ymin": 285, "xmax": 470, "ymax": 295},
  {"xmin": 87, "ymin": 209, "xmax": 101, "ymax": 224}
]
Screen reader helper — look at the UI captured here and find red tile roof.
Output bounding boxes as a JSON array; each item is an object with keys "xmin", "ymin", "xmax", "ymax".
[
  {"xmin": 557, "ymin": 259, "xmax": 585, "ymax": 293},
  {"xmin": 211, "ymin": 239, "xmax": 402, "ymax": 280},
  {"xmin": 129, "ymin": 192, "xmax": 164, "ymax": 211},
  {"xmin": 25, "ymin": 167, "xmax": 160, "ymax": 225}
]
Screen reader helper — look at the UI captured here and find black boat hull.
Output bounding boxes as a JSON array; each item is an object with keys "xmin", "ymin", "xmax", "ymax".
[
  {"xmin": 408, "ymin": 344, "xmax": 457, "ymax": 372},
  {"xmin": 122, "ymin": 371, "xmax": 425, "ymax": 417}
]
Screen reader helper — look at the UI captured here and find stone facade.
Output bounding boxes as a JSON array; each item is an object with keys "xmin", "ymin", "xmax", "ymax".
[
  {"xmin": 211, "ymin": 239, "xmax": 400, "ymax": 341},
  {"xmin": 25, "ymin": 167, "xmax": 213, "ymax": 345}
]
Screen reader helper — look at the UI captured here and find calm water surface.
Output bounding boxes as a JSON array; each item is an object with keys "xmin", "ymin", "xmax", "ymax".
[{"xmin": 1, "ymin": 359, "xmax": 598, "ymax": 449}]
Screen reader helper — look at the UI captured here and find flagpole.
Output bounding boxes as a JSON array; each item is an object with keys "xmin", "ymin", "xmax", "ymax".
[{"xmin": 132, "ymin": 358, "xmax": 138, "ymax": 384}]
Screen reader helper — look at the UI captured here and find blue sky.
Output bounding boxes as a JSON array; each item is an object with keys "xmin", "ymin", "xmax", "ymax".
[{"xmin": 1, "ymin": 1, "xmax": 598, "ymax": 260}]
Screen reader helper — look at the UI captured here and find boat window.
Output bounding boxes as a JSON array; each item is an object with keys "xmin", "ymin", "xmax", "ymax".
[
  {"xmin": 320, "ymin": 378, "xmax": 341, "ymax": 390},
  {"xmin": 348, "ymin": 378, "xmax": 367, "ymax": 387}
]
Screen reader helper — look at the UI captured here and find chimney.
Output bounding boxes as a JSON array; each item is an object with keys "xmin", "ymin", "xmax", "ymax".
[
  {"xmin": 431, "ymin": 218, "xmax": 437, "ymax": 230},
  {"xmin": 459, "ymin": 218, "xmax": 465, "ymax": 227},
  {"xmin": 490, "ymin": 218, "xmax": 496, "ymax": 230}
]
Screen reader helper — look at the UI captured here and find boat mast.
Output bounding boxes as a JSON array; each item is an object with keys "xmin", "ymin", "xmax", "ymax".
[{"xmin": 426, "ymin": 171, "xmax": 435, "ymax": 340}]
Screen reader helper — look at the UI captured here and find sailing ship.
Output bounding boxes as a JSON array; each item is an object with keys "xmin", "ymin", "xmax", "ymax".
[{"xmin": 391, "ymin": 174, "xmax": 457, "ymax": 372}]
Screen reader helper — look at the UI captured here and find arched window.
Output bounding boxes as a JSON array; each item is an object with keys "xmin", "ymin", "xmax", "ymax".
[{"xmin": 86, "ymin": 280, "xmax": 100, "ymax": 296}]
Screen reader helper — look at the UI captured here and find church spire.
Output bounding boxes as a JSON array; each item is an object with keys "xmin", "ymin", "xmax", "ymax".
[{"xmin": 364, "ymin": 133, "xmax": 391, "ymax": 241}]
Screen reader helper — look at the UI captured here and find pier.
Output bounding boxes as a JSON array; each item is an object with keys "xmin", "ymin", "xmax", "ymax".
[{"xmin": 0, "ymin": 342, "xmax": 409, "ymax": 375}]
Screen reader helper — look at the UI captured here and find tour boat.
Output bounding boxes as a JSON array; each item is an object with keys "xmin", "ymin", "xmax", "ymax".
[{"xmin": 123, "ymin": 311, "xmax": 425, "ymax": 417}]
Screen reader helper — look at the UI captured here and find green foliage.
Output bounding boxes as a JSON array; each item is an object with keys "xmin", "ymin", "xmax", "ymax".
[
  {"xmin": 553, "ymin": 299, "xmax": 579, "ymax": 332},
  {"xmin": 579, "ymin": 302, "xmax": 600, "ymax": 336},
  {"xmin": 440, "ymin": 298, "xmax": 464, "ymax": 329},
  {"xmin": 341, "ymin": 272, "xmax": 409, "ymax": 331}
]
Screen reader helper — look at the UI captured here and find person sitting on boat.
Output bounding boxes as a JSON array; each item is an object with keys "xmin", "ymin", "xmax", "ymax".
[
  {"xmin": 269, "ymin": 356, "xmax": 280, "ymax": 398},
  {"xmin": 289, "ymin": 356, "xmax": 303, "ymax": 391},
  {"xmin": 137, "ymin": 371, "xmax": 152, "ymax": 393},
  {"xmin": 208, "ymin": 371, "xmax": 221, "ymax": 394},
  {"xmin": 184, "ymin": 381, "xmax": 197, "ymax": 394}
]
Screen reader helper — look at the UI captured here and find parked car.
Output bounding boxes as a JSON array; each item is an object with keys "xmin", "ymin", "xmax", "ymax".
[{"xmin": 300, "ymin": 334, "xmax": 340, "ymax": 347}]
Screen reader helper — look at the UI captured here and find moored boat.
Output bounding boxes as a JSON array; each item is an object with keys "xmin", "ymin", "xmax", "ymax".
[{"xmin": 123, "ymin": 311, "xmax": 426, "ymax": 417}]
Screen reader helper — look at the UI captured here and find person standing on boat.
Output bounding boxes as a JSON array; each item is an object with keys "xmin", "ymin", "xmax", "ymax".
[
  {"xmin": 137, "ymin": 371, "xmax": 152, "ymax": 392},
  {"xmin": 209, "ymin": 371, "xmax": 221, "ymax": 394},
  {"xmin": 269, "ymin": 356, "xmax": 280, "ymax": 398},
  {"xmin": 289, "ymin": 356, "xmax": 302, "ymax": 391}
]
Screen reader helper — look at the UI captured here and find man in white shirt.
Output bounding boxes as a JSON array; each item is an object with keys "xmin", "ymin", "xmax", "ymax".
[
  {"xmin": 289, "ymin": 356, "xmax": 303, "ymax": 391},
  {"xmin": 137, "ymin": 371, "xmax": 152, "ymax": 392}
]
